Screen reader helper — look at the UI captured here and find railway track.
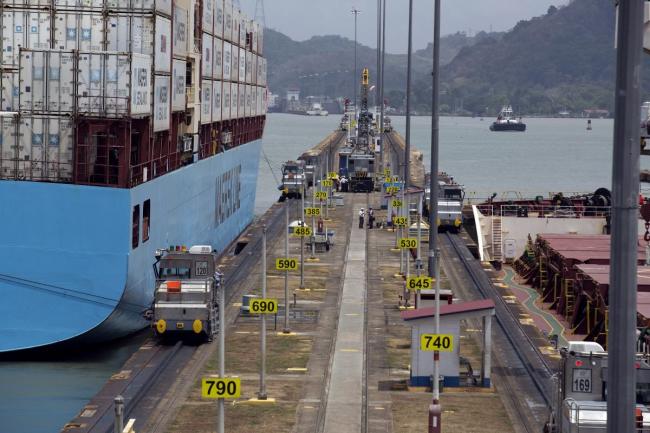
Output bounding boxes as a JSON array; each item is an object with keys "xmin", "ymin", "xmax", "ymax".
[
  {"xmin": 67, "ymin": 204, "xmax": 288, "ymax": 433},
  {"xmin": 441, "ymin": 232, "xmax": 554, "ymax": 433}
]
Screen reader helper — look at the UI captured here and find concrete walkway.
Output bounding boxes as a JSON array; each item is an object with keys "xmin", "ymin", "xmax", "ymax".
[{"xmin": 322, "ymin": 202, "xmax": 367, "ymax": 433}]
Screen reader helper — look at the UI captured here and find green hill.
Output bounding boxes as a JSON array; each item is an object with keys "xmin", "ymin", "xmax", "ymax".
[{"xmin": 266, "ymin": 0, "xmax": 640, "ymax": 115}]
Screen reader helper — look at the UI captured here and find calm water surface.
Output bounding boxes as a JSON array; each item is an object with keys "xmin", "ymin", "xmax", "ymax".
[{"xmin": 1, "ymin": 113, "xmax": 639, "ymax": 433}]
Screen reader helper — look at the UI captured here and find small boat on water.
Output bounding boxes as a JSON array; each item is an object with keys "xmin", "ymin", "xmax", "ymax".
[
  {"xmin": 306, "ymin": 103, "xmax": 329, "ymax": 116},
  {"xmin": 489, "ymin": 105, "xmax": 526, "ymax": 132}
]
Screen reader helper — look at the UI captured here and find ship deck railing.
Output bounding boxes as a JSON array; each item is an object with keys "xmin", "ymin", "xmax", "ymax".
[{"xmin": 475, "ymin": 204, "xmax": 612, "ymax": 219}]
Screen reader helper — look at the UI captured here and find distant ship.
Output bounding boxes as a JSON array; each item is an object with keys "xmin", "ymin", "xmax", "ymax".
[
  {"xmin": 489, "ymin": 105, "xmax": 526, "ymax": 132},
  {"xmin": 306, "ymin": 103, "xmax": 329, "ymax": 116}
]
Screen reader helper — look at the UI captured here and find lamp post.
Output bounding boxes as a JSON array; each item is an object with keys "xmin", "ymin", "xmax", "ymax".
[
  {"xmin": 428, "ymin": 1, "xmax": 443, "ymax": 431},
  {"xmin": 351, "ymin": 8, "xmax": 361, "ymax": 118},
  {"xmin": 608, "ymin": 1, "xmax": 643, "ymax": 432}
]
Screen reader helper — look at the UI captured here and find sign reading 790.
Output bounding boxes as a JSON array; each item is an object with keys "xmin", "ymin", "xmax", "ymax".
[{"xmin": 201, "ymin": 377, "xmax": 241, "ymax": 399}]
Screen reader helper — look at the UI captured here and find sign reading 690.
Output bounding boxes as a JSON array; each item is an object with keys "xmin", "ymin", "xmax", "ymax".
[{"xmin": 249, "ymin": 298, "xmax": 279, "ymax": 314}]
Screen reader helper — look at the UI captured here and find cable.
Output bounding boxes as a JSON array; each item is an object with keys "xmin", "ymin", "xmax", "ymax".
[{"xmin": 261, "ymin": 147, "xmax": 281, "ymax": 185}]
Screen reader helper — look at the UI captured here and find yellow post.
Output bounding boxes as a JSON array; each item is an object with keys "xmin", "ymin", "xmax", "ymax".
[{"xmin": 586, "ymin": 300, "xmax": 591, "ymax": 334}]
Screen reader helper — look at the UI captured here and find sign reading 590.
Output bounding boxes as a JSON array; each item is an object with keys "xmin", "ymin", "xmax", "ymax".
[
  {"xmin": 201, "ymin": 377, "xmax": 241, "ymax": 399},
  {"xmin": 276, "ymin": 258, "xmax": 298, "ymax": 271}
]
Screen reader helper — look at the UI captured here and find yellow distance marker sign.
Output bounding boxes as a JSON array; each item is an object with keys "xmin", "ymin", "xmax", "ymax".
[
  {"xmin": 322, "ymin": 179, "xmax": 333, "ymax": 188},
  {"xmin": 399, "ymin": 238, "xmax": 418, "ymax": 249},
  {"xmin": 391, "ymin": 199, "xmax": 403, "ymax": 208},
  {"xmin": 328, "ymin": 172, "xmax": 337, "ymax": 179},
  {"xmin": 293, "ymin": 226, "xmax": 312, "ymax": 237},
  {"xmin": 386, "ymin": 186, "xmax": 400, "ymax": 194},
  {"xmin": 393, "ymin": 216, "xmax": 407, "ymax": 227},
  {"xmin": 304, "ymin": 207, "xmax": 321, "ymax": 216},
  {"xmin": 384, "ymin": 168, "xmax": 391, "ymax": 177},
  {"xmin": 420, "ymin": 334, "xmax": 454, "ymax": 352},
  {"xmin": 202, "ymin": 377, "xmax": 241, "ymax": 399},
  {"xmin": 276, "ymin": 258, "xmax": 298, "ymax": 271},
  {"xmin": 249, "ymin": 298, "xmax": 279, "ymax": 314},
  {"xmin": 406, "ymin": 276, "xmax": 432, "ymax": 291},
  {"xmin": 315, "ymin": 191, "xmax": 328, "ymax": 201}
]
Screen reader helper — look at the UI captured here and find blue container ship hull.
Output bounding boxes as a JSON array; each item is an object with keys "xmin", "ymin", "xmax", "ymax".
[{"xmin": 0, "ymin": 139, "xmax": 262, "ymax": 353}]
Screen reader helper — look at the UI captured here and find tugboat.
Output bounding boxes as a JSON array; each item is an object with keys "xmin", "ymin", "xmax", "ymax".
[{"xmin": 489, "ymin": 105, "xmax": 526, "ymax": 132}]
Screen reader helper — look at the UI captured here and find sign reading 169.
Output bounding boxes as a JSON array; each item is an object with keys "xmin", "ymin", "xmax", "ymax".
[
  {"xmin": 201, "ymin": 377, "xmax": 241, "ymax": 399},
  {"xmin": 399, "ymin": 238, "xmax": 418, "ymax": 249},
  {"xmin": 276, "ymin": 258, "xmax": 298, "ymax": 271},
  {"xmin": 420, "ymin": 334, "xmax": 454, "ymax": 352}
]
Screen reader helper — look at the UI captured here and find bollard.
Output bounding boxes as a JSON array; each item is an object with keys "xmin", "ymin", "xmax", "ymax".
[
  {"xmin": 114, "ymin": 395, "xmax": 124, "ymax": 433},
  {"xmin": 428, "ymin": 403, "xmax": 442, "ymax": 433}
]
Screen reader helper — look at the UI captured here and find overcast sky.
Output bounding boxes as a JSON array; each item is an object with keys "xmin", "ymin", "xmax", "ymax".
[{"xmin": 240, "ymin": 0, "xmax": 570, "ymax": 53}]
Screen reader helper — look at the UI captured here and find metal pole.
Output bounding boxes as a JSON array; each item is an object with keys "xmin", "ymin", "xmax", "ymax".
[
  {"xmin": 352, "ymin": 8, "xmax": 360, "ymax": 118},
  {"xmin": 326, "ymin": 157, "xmax": 330, "ymax": 219},
  {"xmin": 219, "ymin": 258, "xmax": 227, "ymax": 428},
  {"xmin": 259, "ymin": 225, "xmax": 268, "ymax": 399},
  {"xmin": 300, "ymin": 177, "xmax": 305, "ymax": 289},
  {"xmin": 311, "ymin": 166, "xmax": 316, "ymax": 259},
  {"xmin": 428, "ymin": 0, "xmax": 441, "ymax": 278},
  {"xmin": 608, "ymin": 1, "xmax": 643, "ymax": 432},
  {"xmin": 376, "ymin": 0, "xmax": 381, "ymax": 109},
  {"xmin": 114, "ymin": 396, "xmax": 124, "ymax": 433},
  {"xmin": 284, "ymin": 202, "xmax": 290, "ymax": 333},
  {"xmin": 379, "ymin": 0, "xmax": 386, "ymax": 169},
  {"xmin": 416, "ymin": 194, "xmax": 422, "ymax": 308}
]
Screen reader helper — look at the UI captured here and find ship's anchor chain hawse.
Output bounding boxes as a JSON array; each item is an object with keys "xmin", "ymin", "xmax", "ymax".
[{"xmin": 641, "ymin": 203, "xmax": 650, "ymax": 264}]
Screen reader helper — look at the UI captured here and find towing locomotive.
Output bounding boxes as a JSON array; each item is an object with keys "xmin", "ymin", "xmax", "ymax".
[{"xmin": 151, "ymin": 245, "xmax": 221, "ymax": 341}]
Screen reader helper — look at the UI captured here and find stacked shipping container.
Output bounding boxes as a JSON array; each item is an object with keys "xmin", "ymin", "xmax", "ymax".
[{"xmin": 0, "ymin": 0, "xmax": 266, "ymax": 185}]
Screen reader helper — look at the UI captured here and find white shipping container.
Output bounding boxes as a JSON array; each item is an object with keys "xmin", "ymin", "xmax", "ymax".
[
  {"xmin": 1, "ymin": 71, "xmax": 19, "ymax": 111},
  {"xmin": 252, "ymin": 54, "xmax": 258, "ymax": 84},
  {"xmin": 213, "ymin": 37, "xmax": 222, "ymax": 80},
  {"xmin": 252, "ymin": 21, "xmax": 258, "ymax": 53},
  {"xmin": 202, "ymin": 0, "xmax": 214, "ymax": 34},
  {"xmin": 173, "ymin": 5, "xmax": 189, "ymax": 57},
  {"xmin": 230, "ymin": 82, "xmax": 237, "ymax": 119},
  {"xmin": 77, "ymin": 51, "xmax": 152, "ymax": 117},
  {"xmin": 237, "ymin": 84, "xmax": 246, "ymax": 118},
  {"xmin": 214, "ymin": 0, "xmax": 224, "ymax": 39},
  {"xmin": 245, "ymin": 84, "xmax": 251, "ymax": 117},
  {"xmin": 53, "ymin": 11, "xmax": 104, "ymax": 52},
  {"xmin": 258, "ymin": 24, "xmax": 263, "ymax": 55},
  {"xmin": 0, "ymin": 114, "xmax": 18, "ymax": 179},
  {"xmin": 171, "ymin": 59, "xmax": 186, "ymax": 111},
  {"xmin": 231, "ymin": 8, "xmax": 239, "ymax": 46},
  {"xmin": 129, "ymin": 0, "xmax": 173, "ymax": 16},
  {"xmin": 201, "ymin": 32, "xmax": 213, "ymax": 78},
  {"xmin": 256, "ymin": 86, "xmax": 262, "ymax": 116},
  {"xmin": 154, "ymin": 16, "xmax": 172, "ymax": 73},
  {"xmin": 260, "ymin": 57, "xmax": 266, "ymax": 86},
  {"xmin": 251, "ymin": 84, "xmax": 256, "ymax": 116},
  {"xmin": 223, "ymin": 0, "xmax": 232, "ymax": 42},
  {"xmin": 223, "ymin": 42, "xmax": 231, "ymax": 81},
  {"xmin": 153, "ymin": 75, "xmax": 170, "ymax": 131},
  {"xmin": 106, "ymin": 14, "xmax": 155, "ymax": 55},
  {"xmin": 245, "ymin": 51, "xmax": 251, "ymax": 84},
  {"xmin": 239, "ymin": 48, "xmax": 245, "ymax": 83},
  {"xmin": 20, "ymin": 49, "xmax": 75, "ymax": 113},
  {"xmin": 2, "ymin": 11, "xmax": 52, "ymax": 66},
  {"xmin": 212, "ymin": 80, "xmax": 221, "ymax": 122},
  {"xmin": 201, "ymin": 79, "xmax": 212, "ymax": 124},
  {"xmin": 231, "ymin": 44, "xmax": 238, "ymax": 82},
  {"xmin": 54, "ymin": 0, "xmax": 103, "ymax": 9},
  {"xmin": 222, "ymin": 79, "xmax": 230, "ymax": 120},
  {"xmin": 5, "ymin": 0, "xmax": 51, "ymax": 7},
  {"xmin": 18, "ymin": 115, "xmax": 73, "ymax": 182},
  {"xmin": 239, "ymin": 14, "xmax": 247, "ymax": 47}
]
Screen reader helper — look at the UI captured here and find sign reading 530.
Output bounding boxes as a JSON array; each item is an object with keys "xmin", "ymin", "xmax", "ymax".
[{"xmin": 399, "ymin": 238, "xmax": 418, "ymax": 249}]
